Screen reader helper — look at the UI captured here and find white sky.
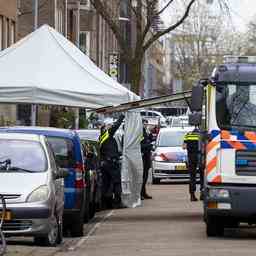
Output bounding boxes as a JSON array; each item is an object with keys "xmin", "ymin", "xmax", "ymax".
[
  {"xmin": 227, "ymin": 0, "xmax": 256, "ymax": 31},
  {"xmin": 161, "ymin": 0, "xmax": 256, "ymax": 32}
]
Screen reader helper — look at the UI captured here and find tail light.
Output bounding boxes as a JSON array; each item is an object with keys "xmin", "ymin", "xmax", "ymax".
[{"xmin": 75, "ymin": 162, "xmax": 85, "ymax": 189}]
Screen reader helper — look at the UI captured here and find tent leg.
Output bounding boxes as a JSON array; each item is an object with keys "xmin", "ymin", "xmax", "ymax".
[
  {"xmin": 31, "ymin": 104, "xmax": 37, "ymax": 126},
  {"xmin": 75, "ymin": 108, "xmax": 79, "ymax": 129}
]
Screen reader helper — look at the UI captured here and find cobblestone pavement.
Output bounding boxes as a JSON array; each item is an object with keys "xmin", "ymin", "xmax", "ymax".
[{"xmin": 5, "ymin": 183, "xmax": 256, "ymax": 256}]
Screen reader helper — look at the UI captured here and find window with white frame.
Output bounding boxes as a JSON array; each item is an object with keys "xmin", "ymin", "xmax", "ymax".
[
  {"xmin": 0, "ymin": 16, "xmax": 2, "ymax": 51},
  {"xmin": 79, "ymin": 31, "xmax": 90, "ymax": 56},
  {"xmin": 80, "ymin": 0, "xmax": 90, "ymax": 10},
  {"xmin": 9, "ymin": 21, "xmax": 15, "ymax": 46},
  {"xmin": 3, "ymin": 18, "xmax": 8, "ymax": 49}
]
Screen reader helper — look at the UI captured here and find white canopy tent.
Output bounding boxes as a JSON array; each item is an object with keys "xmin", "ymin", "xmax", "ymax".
[
  {"xmin": 0, "ymin": 24, "xmax": 143, "ymax": 208},
  {"xmin": 0, "ymin": 24, "xmax": 139, "ymax": 108}
]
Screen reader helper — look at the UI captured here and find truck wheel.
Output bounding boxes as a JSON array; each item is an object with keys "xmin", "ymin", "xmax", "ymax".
[{"xmin": 206, "ymin": 216, "xmax": 224, "ymax": 237}]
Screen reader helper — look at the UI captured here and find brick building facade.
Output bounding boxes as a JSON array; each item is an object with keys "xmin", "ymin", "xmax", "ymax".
[{"xmin": 0, "ymin": 0, "xmax": 17, "ymax": 124}]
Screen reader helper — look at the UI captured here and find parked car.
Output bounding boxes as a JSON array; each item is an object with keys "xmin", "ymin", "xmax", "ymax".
[
  {"xmin": 0, "ymin": 127, "xmax": 89, "ymax": 237},
  {"xmin": 0, "ymin": 132, "xmax": 66, "ymax": 246},
  {"xmin": 140, "ymin": 110, "xmax": 167, "ymax": 127},
  {"xmin": 152, "ymin": 127, "xmax": 193, "ymax": 184},
  {"xmin": 77, "ymin": 129, "xmax": 102, "ymax": 213}
]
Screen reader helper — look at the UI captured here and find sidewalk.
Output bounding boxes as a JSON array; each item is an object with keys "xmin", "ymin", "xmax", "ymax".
[{"xmin": 55, "ymin": 184, "xmax": 256, "ymax": 256}]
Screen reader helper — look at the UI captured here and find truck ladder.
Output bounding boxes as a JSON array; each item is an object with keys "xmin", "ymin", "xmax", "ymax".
[{"xmin": 95, "ymin": 90, "xmax": 192, "ymax": 114}]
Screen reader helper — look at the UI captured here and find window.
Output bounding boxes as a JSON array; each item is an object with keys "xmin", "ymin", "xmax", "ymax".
[
  {"xmin": 216, "ymin": 83, "xmax": 256, "ymax": 130},
  {"xmin": 9, "ymin": 21, "xmax": 15, "ymax": 46},
  {"xmin": 79, "ymin": 31, "xmax": 90, "ymax": 55},
  {"xmin": 0, "ymin": 140, "xmax": 47, "ymax": 172},
  {"xmin": 158, "ymin": 131, "xmax": 187, "ymax": 147},
  {"xmin": 80, "ymin": 0, "xmax": 90, "ymax": 10},
  {"xmin": 3, "ymin": 18, "xmax": 8, "ymax": 49},
  {"xmin": 47, "ymin": 137, "xmax": 75, "ymax": 168},
  {"xmin": 17, "ymin": 104, "xmax": 31, "ymax": 125}
]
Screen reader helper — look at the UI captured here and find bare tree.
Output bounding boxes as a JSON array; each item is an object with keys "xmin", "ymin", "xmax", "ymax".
[
  {"xmin": 89, "ymin": 0, "xmax": 230, "ymax": 94},
  {"xmin": 90, "ymin": 0, "xmax": 197, "ymax": 94},
  {"xmin": 170, "ymin": 1, "xmax": 243, "ymax": 90}
]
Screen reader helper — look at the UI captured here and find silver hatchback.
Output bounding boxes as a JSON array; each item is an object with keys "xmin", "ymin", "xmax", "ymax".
[{"xmin": 0, "ymin": 133, "xmax": 66, "ymax": 246}]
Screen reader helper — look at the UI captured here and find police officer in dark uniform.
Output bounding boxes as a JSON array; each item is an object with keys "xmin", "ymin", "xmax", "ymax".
[
  {"xmin": 99, "ymin": 114, "xmax": 125, "ymax": 209},
  {"xmin": 183, "ymin": 126, "xmax": 203, "ymax": 201},
  {"xmin": 141, "ymin": 119, "xmax": 154, "ymax": 200}
]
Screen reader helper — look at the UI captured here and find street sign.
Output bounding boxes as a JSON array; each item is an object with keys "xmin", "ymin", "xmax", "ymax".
[{"xmin": 109, "ymin": 53, "xmax": 119, "ymax": 81}]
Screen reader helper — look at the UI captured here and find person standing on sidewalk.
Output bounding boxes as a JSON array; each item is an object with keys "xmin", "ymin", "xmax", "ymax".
[
  {"xmin": 99, "ymin": 114, "xmax": 125, "ymax": 209},
  {"xmin": 183, "ymin": 126, "xmax": 203, "ymax": 201},
  {"xmin": 141, "ymin": 119, "xmax": 153, "ymax": 200}
]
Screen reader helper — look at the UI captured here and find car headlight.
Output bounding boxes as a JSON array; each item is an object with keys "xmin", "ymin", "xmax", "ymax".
[
  {"xmin": 208, "ymin": 188, "xmax": 230, "ymax": 199},
  {"xmin": 26, "ymin": 185, "xmax": 50, "ymax": 203}
]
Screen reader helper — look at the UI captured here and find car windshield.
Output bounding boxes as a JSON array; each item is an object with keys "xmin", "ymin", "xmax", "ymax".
[
  {"xmin": 158, "ymin": 131, "xmax": 187, "ymax": 147},
  {"xmin": 216, "ymin": 84, "xmax": 256, "ymax": 130},
  {"xmin": 0, "ymin": 140, "xmax": 47, "ymax": 172},
  {"xmin": 47, "ymin": 137, "xmax": 75, "ymax": 168}
]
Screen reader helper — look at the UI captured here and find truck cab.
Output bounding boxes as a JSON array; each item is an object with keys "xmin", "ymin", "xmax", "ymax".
[{"xmin": 190, "ymin": 56, "xmax": 256, "ymax": 236}]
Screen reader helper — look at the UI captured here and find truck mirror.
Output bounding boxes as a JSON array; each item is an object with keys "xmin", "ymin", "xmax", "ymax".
[
  {"xmin": 190, "ymin": 84, "xmax": 204, "ymax": 112},
  {"xmin": 189, "ymin": 112, "xmax": 202, "ymax": 126}
]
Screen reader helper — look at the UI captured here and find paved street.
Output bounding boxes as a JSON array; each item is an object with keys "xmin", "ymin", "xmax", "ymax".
[{"xmin": 5, "ymin": 183, "xmax": 256, "ymax": 256}]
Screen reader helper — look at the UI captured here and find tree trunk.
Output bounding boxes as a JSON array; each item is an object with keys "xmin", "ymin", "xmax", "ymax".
[{"xmin": 129, "ymin": 57, "xmax": 143, "ymax": 95}]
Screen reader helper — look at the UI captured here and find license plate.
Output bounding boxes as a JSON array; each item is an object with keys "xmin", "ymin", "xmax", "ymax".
[
  {"xmin": 0, "ymin": 211, "xmax": 11, "ymax": 221},
  {"xmin": 175, "ymin": 165, "xmax": 186, "ymax": 171}
]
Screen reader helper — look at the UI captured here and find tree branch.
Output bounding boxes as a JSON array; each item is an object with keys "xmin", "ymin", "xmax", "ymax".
[
  {"xmin": 143, "ymin": 0, "xmax": 196, "ymax": 52},
  {"xmin": 155, "ymin": 0, "xmax": 175, "ymax": 17}
]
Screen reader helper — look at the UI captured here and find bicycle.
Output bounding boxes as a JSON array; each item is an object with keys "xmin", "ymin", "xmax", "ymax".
[{"xmin": 0, "ymin": 194, "xmax": 7, "ymax": 256}]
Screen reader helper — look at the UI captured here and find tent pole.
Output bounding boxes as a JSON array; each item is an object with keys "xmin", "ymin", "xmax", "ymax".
[
  {"xmin": 31, "ymin": 104, "xmax": 37, "ymax": 126},
  {"xmin": 75, "ymin": 108, "xmax": 79, "ymax": 129},
  {"xmin": 31, "ymin": 0, "xmax": 38, "ymax": 126}
]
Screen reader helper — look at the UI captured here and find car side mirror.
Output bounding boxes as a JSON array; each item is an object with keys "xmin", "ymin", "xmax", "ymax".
[
  {"xmin": 190, "ymin": 83, "xmax": 204, "ymax": 112},
  {"xmin": 55, "ymin": 168, "xmax": 69, "ymax": 179},
  {"xmin": 189, "ymin": 112, "xmax": 202, "ymax": 126}
]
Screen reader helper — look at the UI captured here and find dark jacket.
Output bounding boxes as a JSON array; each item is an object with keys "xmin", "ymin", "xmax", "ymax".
[
  {"xmin": 141, "ymin": 127, "xmax": 153, "ymax": 155},
  {"xmin": 99, "ymin": 114, "xmax": 125, "ymax": 160}
]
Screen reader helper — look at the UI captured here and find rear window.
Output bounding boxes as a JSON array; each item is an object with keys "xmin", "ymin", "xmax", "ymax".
[
  {"xmin": 158, "ymin": 131, "xmax": 187, "ymax": 147},
  {"xmin": 0, "ymin": 140, "xmax": 47, "ymax": 172},
  {"xmin": 47, "ymin": 137, "xmax": 75, "ymax": 168}
]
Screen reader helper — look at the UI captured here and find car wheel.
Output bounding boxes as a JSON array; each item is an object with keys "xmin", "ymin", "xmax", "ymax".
[
  {"xmin": 89, "ymin": 192, "xmax": 96, "ymax": 219},
  {"xmin": 84, "ymin": 185, "xmax": 91, "ymax": 223},
  {"xmin": 206, "ymin": 216, "xmax": 224, "ymax": 237},
  {"xmin": 34, "ymin": 215, "xmax": 58, "ymax": 247},
  {"xmin": 70, "ymin": 212, "xmax": 84, "ymax": 237},
  {"xmin": 152, "ymin": 176, "xmax": 161, "ymax": 184}
]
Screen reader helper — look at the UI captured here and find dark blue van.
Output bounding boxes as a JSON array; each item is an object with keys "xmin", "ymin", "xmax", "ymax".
[{"xmin": 0, "ymin": 127, "xmax": 89, "ymax": 237}]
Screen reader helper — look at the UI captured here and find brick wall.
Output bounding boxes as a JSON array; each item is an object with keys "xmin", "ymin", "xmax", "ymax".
[{"xmin": 18, "ymin": 0, "xmax": 66, "ymax": 40}]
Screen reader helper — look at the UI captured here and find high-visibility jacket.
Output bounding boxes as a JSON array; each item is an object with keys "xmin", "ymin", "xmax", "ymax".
[
  {"xmin": 99, "ymin": 114, "xmax": 125, "ymax": 160},
  {"xmin": 183, "ymin": 130, "xmax": 201, "ymax": 153}
]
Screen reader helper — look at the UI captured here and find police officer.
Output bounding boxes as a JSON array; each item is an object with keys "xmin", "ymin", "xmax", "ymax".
[
  {"xmin": 99, "ymin": 114, "xmax": 125, "ymax": 209},
  {"xmin": 183, "ymin": 126, "xmax": 203, "ymax": 201},
  {"xmin": 141, "ymin": 119, "xmax": 154, "ymax": 200}
]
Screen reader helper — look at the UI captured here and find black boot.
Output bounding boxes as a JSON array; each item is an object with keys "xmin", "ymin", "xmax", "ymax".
[
  {"xmin": 143, "ymin": 193, "xmax": 153, "ymax": 199},
  {"xmin": 190, "ymin": 193, "xmax": 198, "ymax": 202}
]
